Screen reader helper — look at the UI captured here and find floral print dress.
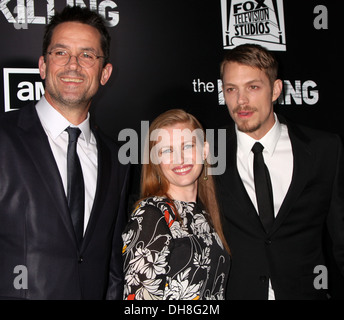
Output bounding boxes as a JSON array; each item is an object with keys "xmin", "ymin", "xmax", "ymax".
[{"xmin": 122, "ymin": 196, "xmax": 230, "ymax": 300}]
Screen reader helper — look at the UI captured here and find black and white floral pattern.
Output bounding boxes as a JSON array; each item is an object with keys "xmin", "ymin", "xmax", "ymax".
[{"xmin": 122, "ymin": 196, "xmax": 230, "ymax": 300}]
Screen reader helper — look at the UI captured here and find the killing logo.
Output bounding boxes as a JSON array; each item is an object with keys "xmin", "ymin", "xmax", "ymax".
[
  {"xmin": 220, "ymin": 0, "xmax": 286, "ymax": 51},
  {"xmin": 0, "ymin": 1, "xmax": 119, "ymax": 29}
]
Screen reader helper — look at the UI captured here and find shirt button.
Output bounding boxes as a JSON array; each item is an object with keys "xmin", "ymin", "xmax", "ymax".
[
  {"xmin": 259, "ymin": 276, "xmax": 267, "ymax": 283},
  {"xmin": 78, "ymin": 257, "xmax": 83, "ymax": 263},
  {"xmin": 265, "ymin": 239, "xmax": 272, "ymax": 245}
]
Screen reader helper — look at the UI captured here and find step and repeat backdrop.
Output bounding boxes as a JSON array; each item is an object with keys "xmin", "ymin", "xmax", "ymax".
[
  {"xmin": 0, "ymin": 0, "xmax": 343, "ymax": 298},
  {"xmin": 0, "ymin": 0, "xmax": 342, "ymax": 143}
]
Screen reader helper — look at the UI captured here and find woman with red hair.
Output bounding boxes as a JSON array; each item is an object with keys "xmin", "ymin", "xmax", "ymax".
[{"xmin": 122, "ymin": 109, "xmax": 230, "ymax": 300}]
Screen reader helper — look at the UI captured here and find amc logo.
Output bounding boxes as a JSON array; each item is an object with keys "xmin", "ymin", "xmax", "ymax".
[{"xmin": 3, "ymin": 68, "xmax": 44, "ymax": 112}]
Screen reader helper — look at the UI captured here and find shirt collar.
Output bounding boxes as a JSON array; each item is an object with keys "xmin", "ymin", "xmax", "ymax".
[
  {"xmin": 35, "ymin": 96, "xmax": 92, "ymax": 145},
  {"xmin": 236, "ymin": 113, "xmax": 282, "ymax": 158}
]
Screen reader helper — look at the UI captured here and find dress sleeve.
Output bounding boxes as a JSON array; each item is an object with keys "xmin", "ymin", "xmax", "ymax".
[{"xmin": 122, "ymin": 204, "xmax": 173, "ymax": 300}]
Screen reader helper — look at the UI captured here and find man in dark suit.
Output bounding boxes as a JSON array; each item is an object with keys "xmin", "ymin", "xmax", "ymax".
[
  {"xmin": 0, "ymin": 6, "xmax": 130, "ymax": 299},
  {"xmin": 215, "ymin": 44, "xmax": 344, "ymax": 299}
]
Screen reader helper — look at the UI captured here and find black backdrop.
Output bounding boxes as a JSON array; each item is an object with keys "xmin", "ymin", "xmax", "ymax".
[
  {"xmin": 1, "ymin": 0, "xmax": 344, "ymax": 299},
  {"xmin": 1, "ymin": 0, "xmax": 343, "ymax": 142}
]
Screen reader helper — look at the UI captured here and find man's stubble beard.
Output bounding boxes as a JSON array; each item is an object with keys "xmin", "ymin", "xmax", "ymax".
[
  {"xmin": 232, "ymin": 106, "xmax": 261, "ymax": 133},
  {"xmin": 44, "ymin": 77, "xmax": 92, "ymax": 111}
]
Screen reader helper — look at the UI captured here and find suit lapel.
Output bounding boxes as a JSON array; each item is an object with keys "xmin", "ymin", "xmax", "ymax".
[
  {"xmin": 222, "ymin": 119, "xmax": 314, "ymax": 235},
  {"xmin": 17, "ymin": 104, "xmax": 77, "ymax": 246},
  {"xmin": 81, "ymin": 128, "xmax": 111, "ymax": 251},
  {"xmin": 270, "ymin": 121, "xmax": 314, "ymax": 234},
  {"xmin": 221, "ymin": 124, "xmax": 264, "ymax": 227}
]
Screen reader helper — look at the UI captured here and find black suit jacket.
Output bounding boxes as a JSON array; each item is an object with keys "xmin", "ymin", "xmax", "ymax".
[
  {"xmin": 215, "ymin": 116, "xmax": 344, "ymax": 299},
  {"xmin": 0, "ymin": 103, "xmax": 130, "ymax": 300}
]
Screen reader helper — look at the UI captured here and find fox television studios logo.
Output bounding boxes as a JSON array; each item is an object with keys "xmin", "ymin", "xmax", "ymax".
[
  {"xmin": 193, "ymin": 1, "xmax": 319, "ymax": 106},
  {"xmin": 220, "ymin": 0, "xmax": 286, "ymax": 51}
]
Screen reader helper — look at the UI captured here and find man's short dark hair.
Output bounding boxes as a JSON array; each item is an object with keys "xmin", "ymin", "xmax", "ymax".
[
  {"xmin": 220, "ymin": 43, "xmax": 279, "ymax": 86},
  {"xmin": 42, "ymin": 6, "xmax": 111, "ymax": 66}
]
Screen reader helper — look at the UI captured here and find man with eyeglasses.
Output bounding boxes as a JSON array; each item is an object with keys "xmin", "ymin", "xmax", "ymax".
[{"xmin": 0, "ymin": 6, "xmax": 130, "ymax": 300}]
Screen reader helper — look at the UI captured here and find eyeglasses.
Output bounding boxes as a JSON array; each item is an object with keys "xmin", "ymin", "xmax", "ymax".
[{"xmin": 47, "ymin": 49, "xmax": 106, "ymax": 68}]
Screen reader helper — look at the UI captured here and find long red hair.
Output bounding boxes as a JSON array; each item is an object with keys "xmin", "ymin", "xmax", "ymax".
[{"xmin": 139, "ymin": 109, "xmax": 230, "ymax": 254}]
